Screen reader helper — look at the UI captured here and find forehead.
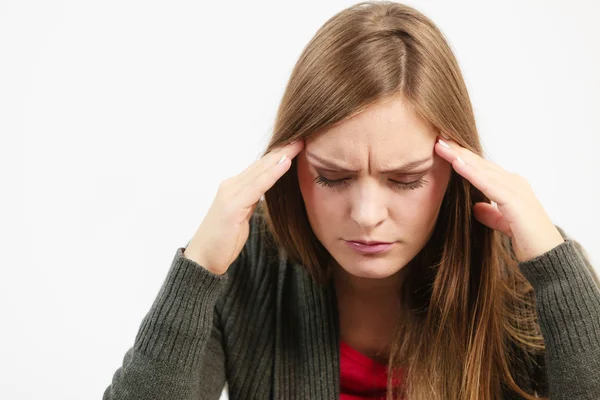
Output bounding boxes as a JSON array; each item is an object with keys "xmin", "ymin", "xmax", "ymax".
[{"xmin": 306, "ymin": 96, "xmax": 437, "ymax": 159}]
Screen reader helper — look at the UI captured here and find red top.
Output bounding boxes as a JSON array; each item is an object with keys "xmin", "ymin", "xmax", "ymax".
[{"xmin": 340, "ymin": 340, "xmax": 405, "ymax": 400}]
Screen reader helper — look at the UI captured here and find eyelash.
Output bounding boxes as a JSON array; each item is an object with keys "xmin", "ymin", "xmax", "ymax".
[{"xmin": 314, "ymin": 175, "xmax": 427, "ymax": 191}]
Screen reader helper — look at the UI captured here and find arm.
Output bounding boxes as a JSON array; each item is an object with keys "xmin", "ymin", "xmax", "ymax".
[
  {"xmin": 518, "ymin": 226, "xmax": 600, "ymax": 399},
  {"xmin": 102, "ymin": 246, "xmax": 228, "ymax": 400}
]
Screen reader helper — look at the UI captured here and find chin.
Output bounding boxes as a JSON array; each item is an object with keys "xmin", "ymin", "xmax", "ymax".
[{"xmin": 336, "ymin": 254, "xmax": 404, "ymax": 280}]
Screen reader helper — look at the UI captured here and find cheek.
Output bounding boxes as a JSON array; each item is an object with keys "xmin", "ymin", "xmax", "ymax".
[
  {"xmin": 411, "ymin": 158, "xmax": 451, "ymax": 208},
  {"xmin": 298, "ymin": 172, "xmax": 339, "ymax": 213},
  {"xmin": 297, "ymin": 162, "xmax": 342, "ymax": 229},
  {"xmin": 393, "ymin": 175, "xmax": 449, "ymax": 226},
  {"xmin": 297, "ymin": 159, "xmax": 316, "ymax": 204},
  {"xmin": 390, "ymin": 189, "xmax": 435, "ymax": 226},
  {"xmin": 406, "ymin": 172, "xmax": 451, "ymax": 232},
  {"xmin": 297, "ymin": 156, "xmax": 333, "ymax": 202}
]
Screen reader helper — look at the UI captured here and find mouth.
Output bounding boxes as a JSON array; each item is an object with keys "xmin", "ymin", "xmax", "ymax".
[
  {"xmin": 345, "ymin": 239, "xmax": 394, "ymax": 245},
  {"xmin": 344, "ymin": 240, "xmax": 396, "ymax": 254}
]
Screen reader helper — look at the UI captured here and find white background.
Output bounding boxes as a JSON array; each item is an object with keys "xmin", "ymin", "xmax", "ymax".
[{"xmin": 1, "ymin": 1, "xmax": 598, "ymax": 399}]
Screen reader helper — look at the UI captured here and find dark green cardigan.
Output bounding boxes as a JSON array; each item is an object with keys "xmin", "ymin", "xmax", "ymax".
[{"xmin": 103, "ymin": 211, "xmax": 600, "ymax": 399}]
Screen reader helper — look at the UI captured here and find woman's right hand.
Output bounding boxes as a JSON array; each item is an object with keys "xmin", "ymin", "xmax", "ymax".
[{"xmin": 183, "ymin": 139, "xmax": 304, "ymax": 275}]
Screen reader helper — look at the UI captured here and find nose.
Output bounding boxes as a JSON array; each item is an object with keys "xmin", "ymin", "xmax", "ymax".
[{"xmin": 349, "ymin": 180, "xmax": 388, "ymax": 232}]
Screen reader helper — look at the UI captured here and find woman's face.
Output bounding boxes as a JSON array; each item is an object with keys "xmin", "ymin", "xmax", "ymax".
[{"xmin": 297, "ymin": 96, "xmax": 452, "ymax": 281}]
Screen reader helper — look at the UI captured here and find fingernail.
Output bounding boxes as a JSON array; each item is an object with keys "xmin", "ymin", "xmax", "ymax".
[
  {"xmin": 438, "ymin": 138, "xmax": 451, "ymax": 149},
  {"xmin": 456, "ymin": 156, "xmax": 466, "ymax": 165},
  {"xmin": 277, "ymin": 155, "xmax": 287, "ymax": 164}
]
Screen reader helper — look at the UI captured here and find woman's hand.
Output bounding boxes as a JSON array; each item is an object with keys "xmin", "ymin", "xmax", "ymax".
[
  {"xmin": 435, "ymin": 136, "xmax": 564, "ymax": 263},
  {"xmin": 184, "ymin": 139, "xmax": 305, "ymax": 275}
]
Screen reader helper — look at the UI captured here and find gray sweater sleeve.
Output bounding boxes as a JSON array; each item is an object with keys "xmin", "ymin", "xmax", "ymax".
[
  {"xmin": 102, "ymin": 246, "xmax": 229, "ymax": 400},
  {"xmin": 518, "ymin": 231, "xmax": 600, "ymax": 399}
]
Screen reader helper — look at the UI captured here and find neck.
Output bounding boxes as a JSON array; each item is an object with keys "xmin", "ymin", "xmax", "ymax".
[
  {"xmin": 332, "ymin": 263, "xmax": 408, "ymax": 362},
  {"xmin": 331, "ymin": 260, "xmax": 409, "ymax": 302}
]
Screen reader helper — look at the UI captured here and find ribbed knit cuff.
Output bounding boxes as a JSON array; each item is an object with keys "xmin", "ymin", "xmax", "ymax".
[
  {"xmin": 518, "ymin": 239, "xmax": 600, "ymax": 356},
  {"xmin": 133, "ymin": 247, "xmax": 228, "ymax": 371}
]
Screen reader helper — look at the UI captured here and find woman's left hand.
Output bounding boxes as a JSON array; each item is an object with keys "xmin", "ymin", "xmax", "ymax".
[{"xmin": 435, "ymin": 136, "xmax": 565, "ymax": 263}]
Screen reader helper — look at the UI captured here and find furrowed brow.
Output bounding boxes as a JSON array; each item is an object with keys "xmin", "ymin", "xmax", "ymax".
[{"xmin": 306, "ymin": 151, "xmax": 432, "ymax": 173}]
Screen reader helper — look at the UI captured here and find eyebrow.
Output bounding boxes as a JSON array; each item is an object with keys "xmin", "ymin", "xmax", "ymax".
[{"xmin": 306, "ymin": 151, "xmax": 432, "ymax": 174}]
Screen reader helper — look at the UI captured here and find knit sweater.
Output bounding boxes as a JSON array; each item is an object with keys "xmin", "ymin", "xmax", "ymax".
[{"xmin": 103, "ymin": 209, "xmax": 600, "ymax": 399}]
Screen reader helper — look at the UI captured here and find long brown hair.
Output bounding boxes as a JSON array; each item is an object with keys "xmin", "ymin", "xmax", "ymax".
[{"xmin": 258, "ymin": 2, "xmax": 549, "ymax": 398}]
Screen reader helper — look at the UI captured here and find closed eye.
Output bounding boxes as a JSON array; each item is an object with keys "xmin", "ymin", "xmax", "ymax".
[{"xmin": 314, "ymin": 175, "xmax": 427, "ymax": 191}]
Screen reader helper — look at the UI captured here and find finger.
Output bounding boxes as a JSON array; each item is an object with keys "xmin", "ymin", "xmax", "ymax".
[
  {"xmin": 237, "ymin": 151, "xmax": 293, "ymax": 208},
  {"xmin": 238, "ymin": 140, "xmax": 304, "ymax": 188},
  {"xmin": 436, "ymin": 137, "xmax": 507, "ymax": 175},
  {"xmin": 238, "ymin": 143, "xmax": 296, "ymax": 184},
  {"xmin": 234, "ymin": 145, "xmax": 286, "ymax": 183},
  {"xmin": 441, "ymin": 147, "xmax": 515, "ymax": 208},
  {"xmin": 247, "ymin": 201, "xmax": 258, "ymax": 219},
  {"xmin": 473, "ymin": 202, "xmax": 512, "ymax": 237},
  {"xmin": 436, "ymin": 139, "xmax": 514, "ymax": 205}
]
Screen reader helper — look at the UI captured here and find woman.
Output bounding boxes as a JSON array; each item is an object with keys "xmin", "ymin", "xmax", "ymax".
[{"xmin": 103, "ymin": 2, "xmax": 600, "ymax": 399}]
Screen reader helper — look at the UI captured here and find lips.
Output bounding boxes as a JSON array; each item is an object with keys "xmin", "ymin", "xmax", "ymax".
[
  {"xmin": 347, "ymin": 240, "xmax": 392, "ymax": 245},
  {"xmin": 344, "ymin": 240, "xmax": 396, "ymax": 254}
]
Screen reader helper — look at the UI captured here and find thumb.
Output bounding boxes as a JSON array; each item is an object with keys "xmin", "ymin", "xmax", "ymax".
[{"xmin": 473, "ymin": 202, "xmax": 512, "ymax": 237}]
